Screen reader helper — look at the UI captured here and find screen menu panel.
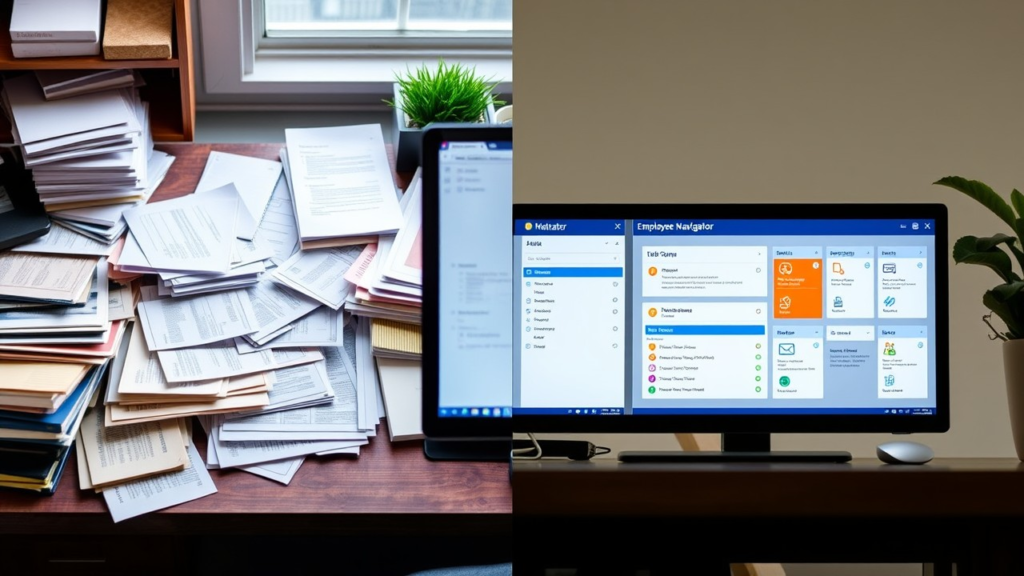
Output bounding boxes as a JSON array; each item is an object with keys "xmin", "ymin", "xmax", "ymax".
[{"xmin": 513, "ymin": 218, "xmax": 937, "ymax": 417}]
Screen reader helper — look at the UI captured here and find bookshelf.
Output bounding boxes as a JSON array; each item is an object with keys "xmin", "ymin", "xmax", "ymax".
[{"xmin": 0, "ymin": 0, "xmax": 195, "ymax": 142}]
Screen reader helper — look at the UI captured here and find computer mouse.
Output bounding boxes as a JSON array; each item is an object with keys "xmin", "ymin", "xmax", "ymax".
[{"xmin": 876, "ymin": 441, "xmax": 933, "ymax": 465}]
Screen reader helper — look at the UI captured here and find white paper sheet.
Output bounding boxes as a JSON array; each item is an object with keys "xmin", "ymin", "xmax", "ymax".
[
  {"xmin": 123, "ymin": 184, "xmax": 240, "ymax": 274},
  {"xmin": 211, "ymin": 426, "xmax": 363, "ymax": 468},
  {"xmin": 156, "ymin": 344, "xmax": 323, "ymax": 383},
  {"xmin": 195, "ymin": 151, "xmax": 283, "ymax": 241},
  {"xmin": 102, "ymin": 443, "xmax": 217, "ymax": 523},
  {"xmin": 239, "ymin": 456, "xmax": 303, "ymax": 485},
  {"xmin": 11, "ymin": 223, "xmax": 117, "ymax": 257},
  {"xmin": 283, "ymin": 124, "xmax": 402, "ymax": 241},
  {"xmin": 224, "ymin": 361, "xmax": 332, "ymax": 416},
  {"xmin": 136, "ymin": 288, "xmax": 260, "ymax": 351},
  {"xmin": 241, "ymin": 279, "xmax": 321, "ymax": 343},
  {"xmin": 273, "ymin": 246, "xmax": 362, "ymax": 309},
  {"xmin": 252, "ymin": 163, "xmax": 300, "ymax": 265},
  {"xmin": 235, "ymin": 307, "xmax": 345, "ymax": 353}
]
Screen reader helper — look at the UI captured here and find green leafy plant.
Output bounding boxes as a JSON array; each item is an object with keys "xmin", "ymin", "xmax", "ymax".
[
  {"xmin": 934, "ymin": 176, "xmax": 1024, "ymax": 340},
  {"xmin": 386, "ymin": 59, "xmax": 505, "ymax": 128}
]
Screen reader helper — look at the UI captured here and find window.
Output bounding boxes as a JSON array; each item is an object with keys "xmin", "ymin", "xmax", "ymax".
[
  {"xmin": 265, "ymin": 0, "xmax": 513, "ymax": 37},
  {"xmin": 199, "ymin": 0, "xmax": 513, "ymax": 101}
]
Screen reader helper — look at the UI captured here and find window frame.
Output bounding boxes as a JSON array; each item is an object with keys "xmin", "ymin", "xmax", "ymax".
[{"xmin": 198, "ymin": 0, "xmax": 513, "ymax": 102}]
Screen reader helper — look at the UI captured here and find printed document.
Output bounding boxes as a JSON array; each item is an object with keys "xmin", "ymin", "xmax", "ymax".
[
  {"xmin": 0, "ymin": 252, "xmax": 98, "ymax": 303},
  {"xmin": 11, "ymin": 223, "xmax": 116, "ymax": 257},
  {"xmin": 242, "ymin": 279, "xmax": 322, "ymax": 343},
  {"xmin": 156, "ymin": 344, "xmax": 323, "ymax": 383},
  {"xmin": 123, "ymin": 184, "xmax": 240, "ymax": 273},
  {"xmin": 79, "ymin": 411, "xmax": 187, "ymax": 488},
  {"xmin": 284, "ymin": 124, "xmax": 402, "ymax": 241},
  {"xmin": 136, "ymin": 289, "xmax": 260, "ymax": 351},
  {"xmin": 117, "ymin": 324, "xmax": 223, "ymax": 397},
  {"xmin": 236, "ymin": 306, "xmax": 345, "ymax": 352},
  {"xmin": 252, "ymin": 165, "xmax": 300, "ymax": 265},
  {"xmin": 102, "ymin": 443, "xmax": 216, "ymax": 523},
  {"xmin": 273, "ymin": 246, "xmax": 362, "ymax": 309},
  {"xmin": 195, "ymin": 151, "xmax": 282, "ymax": 241}
]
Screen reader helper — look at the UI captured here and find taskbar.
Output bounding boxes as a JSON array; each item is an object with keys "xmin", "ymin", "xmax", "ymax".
[
  {"xmin": 439, "ymin": 406, "xmax": 512, "ymax": 418},
  {"xmin": 510, "ymin": 407, "xmax": 935, "ymax": 416}
]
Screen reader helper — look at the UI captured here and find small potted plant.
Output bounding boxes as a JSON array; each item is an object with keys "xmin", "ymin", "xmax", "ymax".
[
  {"xmin": 934, "ymin": 177, "xmax": 1024, "ymax": 458},
  {"xmin": 386, "ymin": 59, "xmax": 505, "ymax": 172}
]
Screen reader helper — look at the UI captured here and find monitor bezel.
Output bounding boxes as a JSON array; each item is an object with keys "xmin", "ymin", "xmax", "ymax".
[
  {"xmin": 511, "ymin": 203, "xmax": 950, "ymax": 434},
  {"xmin": 422, "ymin": 124, "xmax": 513, "ymax": 438}
]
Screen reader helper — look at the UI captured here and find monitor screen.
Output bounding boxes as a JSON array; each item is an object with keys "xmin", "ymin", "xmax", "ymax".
[
  {"xmin": 434, "ymin": 138, "xmax": 513, "ymax": 421},
  {"xmin": 511, "ymin": 205, "xmax": 949, "ymax": 433}
]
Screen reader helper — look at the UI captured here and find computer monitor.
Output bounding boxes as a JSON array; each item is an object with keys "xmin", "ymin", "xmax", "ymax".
[
  {"xmin": 422, "ymin": 124, "xmax": 512, "ymax": 461},
  {"xmin": 512, "ymin": 204, "xmax": 949, "ymax": 461}
]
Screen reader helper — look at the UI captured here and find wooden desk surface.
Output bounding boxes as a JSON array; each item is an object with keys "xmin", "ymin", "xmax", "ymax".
[
  {"xmin": 0, "ymin": 143, "xmax": 511, "ymax": 535},
  {"xmin": 513, "ymin": 458, "xmax": 1024, "ymax": 518}
]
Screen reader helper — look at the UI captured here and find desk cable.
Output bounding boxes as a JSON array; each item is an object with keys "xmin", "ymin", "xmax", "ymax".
[{"xmin": 511, "ymin": 434, "xmax": 612, "ymax": 461}]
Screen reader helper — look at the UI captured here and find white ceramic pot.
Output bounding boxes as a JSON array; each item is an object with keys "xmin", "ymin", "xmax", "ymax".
[{"xmin": 1004, "ymin": 339, "xmax": 1024, "ymax": 460}]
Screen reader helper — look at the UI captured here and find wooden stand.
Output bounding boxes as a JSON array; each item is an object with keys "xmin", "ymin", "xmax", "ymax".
[{"xmin": 0, "ymin": 0, "xmax": 194, "ymax": 142}]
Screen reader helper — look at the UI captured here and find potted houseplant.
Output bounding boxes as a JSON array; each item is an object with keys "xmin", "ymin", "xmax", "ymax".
[
  {"xmin": 386, "ymin": 59, "xmax": 505, "ymax": 172},
  {"xmin": 934, "ymin": 176, "xmax": 1024, "ymax": 459}
]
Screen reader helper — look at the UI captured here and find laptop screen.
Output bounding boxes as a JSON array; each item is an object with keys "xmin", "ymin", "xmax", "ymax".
[
  {"xmin": 436, "ymin": 140, "xmax": 513, "ymax": 419},
  {"xmin": 512, "ymin": 215, "xmax": 939, "ymax": 418}
]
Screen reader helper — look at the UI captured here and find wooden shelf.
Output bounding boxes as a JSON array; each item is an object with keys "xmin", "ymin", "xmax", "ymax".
[{"xmin": 0, "ymin": 0, "xmax": 194, "ymax": 141}]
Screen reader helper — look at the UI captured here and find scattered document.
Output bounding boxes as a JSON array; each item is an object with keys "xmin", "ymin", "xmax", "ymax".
[
  {"xmin": 156, "ymin": 343, "xmax": 323, "ymax": 383},
  {"xmin": 79, "ymin": 411, "xmax": 187, "ymax": 488},
  {"xmin": 284, "ymin": 125, "xmax": 403, "ymax": 244},
  {"xmin": 242, "ymin": 279, "xmax": 322, "ymax": 344},
  {"xmin": 273, "ymin": 246, "xmax": 362, "ymax": 309},
  {"xmin": 195, "ymin": 151, "xmax": 283, "ymax": 241},
  {"xmin": 11, "ymin": 223, "xmax": 116, "ymax": 257},
  {"xmin": 236, "ymin": 307, "xmax": 345, "ymax": 352},
  {"xmin": 252, "ymin": 168, "xmax": 300, "ymax": 265},
  {"xmin": 102, "ymin": 443, "xmax": 216, "ymax": 523},
  {"xmin": 239, "ymin": 457, "xmax": 304, "ymax": 485},
  {"xmin": 123, "ymin": 184, "xmax": 240, "ymax": 273},
  {"xmin": 136, "ymin": 289, "xmax": 260, "ymax": 351}
]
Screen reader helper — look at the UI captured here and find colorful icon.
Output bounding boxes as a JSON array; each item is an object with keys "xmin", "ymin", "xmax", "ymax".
[
  {"xmin": 778, "ymin": 343, "xmax": 795, "ymax": 355},
  {"xmin": 648, "ymin": 364, "xmax": 656, "ymax": 372},
  {"xmin": 884, "ymin": 296, "xmax": 896, "ymax": 307},
  {"xmin": 482, "ymin": 408, "xmax": 490, "ymax": 416},
  {"xmin": 832, "ymin": 262, "xmax": 844, "ymax": 275},
  {"xmin": 648, "ymin": 307, "xmax": 658, "ymax": 317},
  {"xmin": 917, "ymin": 341, "xmax": 924, "ymax": 349},
  {"xmin": 778, "ymin": 262, "xmax": 793, "ymax": 275},
  {"xmin": 755, "ymin": 386, "xmax": 762, "ymax": 393},
  {"xmin": 884, "ymin": 342, "xmax": 896, "ymax": 356},
  {"xmin": 884, "ymin": 374, "xmax": 895, "ymax": 387},
  {"xmin": 648, "ymin": 386, "xmax": 656, "ymax": 394},
  {"xmin": 524, "ymin": 222, "xmax": 533, "ymax": 230},
  {"xmin": 648, "ymin": 375, "xmax": 656, "ymax": 383},
  {"xmin": 648, "ymin": 266, "xmax": 658, "ymax": 276},
  {"xmin": 779, "ymin": 295, "xmax": 792, "ymax": 311},
  {"xmin": 833, "ymin": 296, "xmax": 844, "ymax": 308},
  {"xmin": 755, "ymin": 343, "xmax": 762, "ymax": 349},
  {"xmin": 883, "ymin": 263, "xmax": 896, "ymax": 274},
  {"xmin": 755, "ymin": 354, "xmax": 762, "ymax": 360},
  {"xmin": 755, "ymin": 365, "xmax": 762, "ymax": 371},
  {"xmin": 649, "ymin": 353, "xmax": 657, "ymax": 361},
  {"xmin": 813, "ymin": 342, "xmax": 819, "ymax": 349},
  {"xmin": 755, "ymin": 375, "xmax": 761, "ymax": 382},
  {"xmin": 779, "ymin": 376, "xmax": 791, "ymax": 387}
]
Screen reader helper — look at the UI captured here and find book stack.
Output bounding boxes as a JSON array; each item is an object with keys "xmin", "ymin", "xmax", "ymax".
[
  {"xmin": 0, "ymin": 73, "xmax": 167, "ymax": 221},
  {"xmin": 9, "ymin": 0, "xmax": 103, "ymax": 58}
]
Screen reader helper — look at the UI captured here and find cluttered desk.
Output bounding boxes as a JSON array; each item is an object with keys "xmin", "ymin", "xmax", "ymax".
[{"xmin": 0, "ymin": 89, "xmax": 511, "ymax": 559}]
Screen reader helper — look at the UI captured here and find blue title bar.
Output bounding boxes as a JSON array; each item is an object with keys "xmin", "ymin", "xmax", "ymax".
[
  {"xmin": 516, "ymin": 219, "xmax": 626, "ymax": 235},
  {"xmin": 633, "ymin": 219, "xmax": 936, "ymax": 236}
]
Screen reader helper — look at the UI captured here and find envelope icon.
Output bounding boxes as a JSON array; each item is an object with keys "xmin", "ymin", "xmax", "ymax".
[{"xmin": 778, "ymin": 343, "xmax": 796, "ymax": 355}]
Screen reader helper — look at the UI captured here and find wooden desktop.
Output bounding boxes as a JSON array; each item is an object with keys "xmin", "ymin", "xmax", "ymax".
[
  {"xmin": 0, "ymin": 143, "xmax": 511, "ymax": 574},
  {"xmin": 513, "ymin": 457, "xmax": 1024, "ymax": 576}
]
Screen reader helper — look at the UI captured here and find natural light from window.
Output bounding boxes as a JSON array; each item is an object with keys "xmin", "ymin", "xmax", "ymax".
[{"xmin": 265, "ymin": 0, "xmax": 513, "ymax": 35}]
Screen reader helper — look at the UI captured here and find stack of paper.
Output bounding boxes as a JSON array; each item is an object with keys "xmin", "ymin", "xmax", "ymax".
[
  {"xmin": 9, "ymin": 0, "xmax": 102, "ymax": 58},
  {"xmin": 283, "ymin": 125, "xmax": 403, "ymax": 249},
  {"xmin": 343, "ymin": 168, "xmax": 423, "ymax": 324},
  {"xmin": 0, "ymin": 74, "xmax": 163, "ymax": 220},
  {"xmin": 371, "ymin": 319, "xmax": 421, "ymax": 360},
  {"xmin": 0, "ymin": 360, "xmax": 107, "ymax": 493}
]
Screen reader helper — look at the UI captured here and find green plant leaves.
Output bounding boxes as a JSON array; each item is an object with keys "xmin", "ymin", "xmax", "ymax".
[
  {"xmin": 984, "ymin": 287, "xmax": 1024, "ymax": 339},
  {"xmin": 952, "ymin": 235, "xmax": 1021, "ymax": 283},
  {"xmin": 934, "ymin": 176, "xmax": 1018, "ymax": 230},
  {"xmin": 1012, "ymin": 189, "xmax": 1024, "ymax": 219},
  {"xmin": 386, "ymin": 59, "xmax": 506, "ymax": 128}
]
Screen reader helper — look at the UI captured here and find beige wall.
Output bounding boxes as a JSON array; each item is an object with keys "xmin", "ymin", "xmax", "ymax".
[{"xmin": 514, "ymin": 0, "xmax": 1024, "ymax": 460}]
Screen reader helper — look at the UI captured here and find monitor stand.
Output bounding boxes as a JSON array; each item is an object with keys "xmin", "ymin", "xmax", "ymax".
[
  {"xmin": 423, "ymin": 438, "xmax": 511, "ymax": 462},
  {"xmin": 618, "ymin": 433, "xmax": 852, "ymax": 463}
]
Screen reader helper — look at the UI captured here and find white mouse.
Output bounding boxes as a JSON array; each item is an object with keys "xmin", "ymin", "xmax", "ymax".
[{"xmin": 876, "ymin": 441, "xmax": 933, "ymax": 465}]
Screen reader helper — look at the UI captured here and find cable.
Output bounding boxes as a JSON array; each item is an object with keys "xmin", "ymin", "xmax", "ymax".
[{"xmin": 511, "ymin": 432, "xmax": 542, "ymax": 460}]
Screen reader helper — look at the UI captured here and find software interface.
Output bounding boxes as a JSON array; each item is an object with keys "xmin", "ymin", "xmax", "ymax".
[
  {"xmin": 513, "ymin": 218, "xmax": 937, "ymax": 416},
  {"xmin": 437, "ymin": 140, "xmax": 513, "ymax": 418}
]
